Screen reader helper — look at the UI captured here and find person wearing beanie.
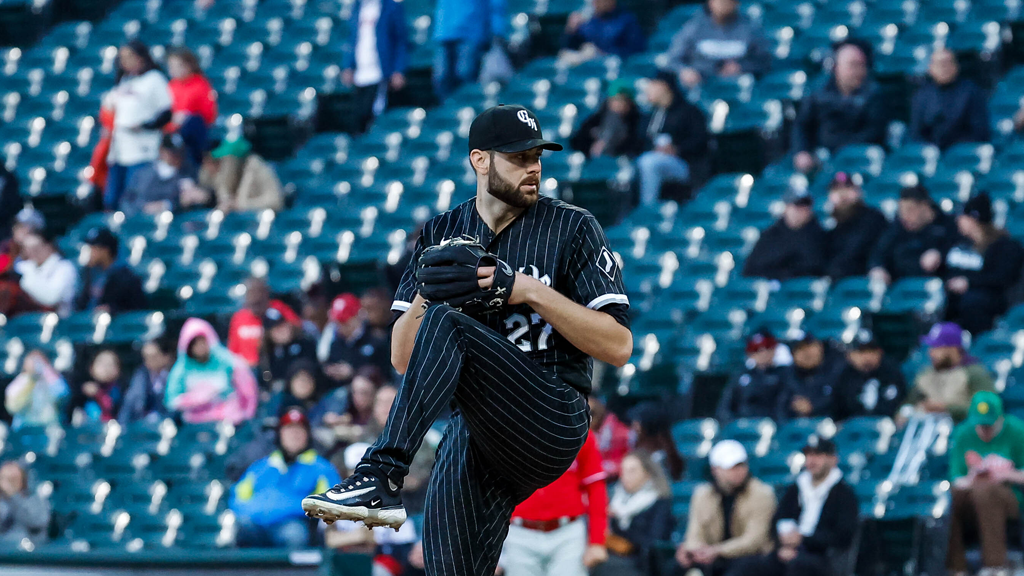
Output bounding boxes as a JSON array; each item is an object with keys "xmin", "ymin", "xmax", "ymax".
[
  {"xmin": 742, "ymin": 187, "xmax": 827, "ymax": 280},
  {"xmin": 636, "ymin": 71, "xmax": 709, "ymax": 204},
  {"xmin": 943, "ymin": 193, "xmax": 1024, "ymax": 334},
  {"xmin": 717, "ymin": 331, "xmax": 795, "ymax": 422},
  {"xmin": 74, "ymin": 226, "xmax": 146, "ymax": 314},
  {"xmin": 666, "ymin": 0, "xmax": 771, "ymax": 88},
  {"xmin": 569, "ymin": 79, "xmax": 644, "ymax": 159},
  {"xmin": 902, "ymin": 322, "xmax": 995, "ymax": 423},
  {"xmin": 202, "ymin": 135, "xmax": 282, "ymax": 213},
  {"xmin": 868, "ymin": 182, "xmax": 957, "ymax": 283},
  {"xmin": 823, "ymin": 171, "xmax": 888, "ymax": 279}
]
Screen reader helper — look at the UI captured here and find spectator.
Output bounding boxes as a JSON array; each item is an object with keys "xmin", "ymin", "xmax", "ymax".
[
  {"xmin": 102, "ymin": 40, "xmax": 173, "ymax": 210},
  {"xmin": 501, "ymin": 434, "xmax": 609, "ymax": 576},
  {"xmin": 120, "ymin": 133, "xmax": 197, "ymax": 216},
  {"xmin": 910, "ymin": 48, "xmax": 990, "ymax": 150},
  {"xmin": 636, "ymin": 71, "xmax": 709, "ymax": 205},
  {"xmin": 323, "ymin": 366, "xmax": 385, "ymax": 446},
  {"xmin": 0, "ymin": 163, "xmax": 20, "ymax": 243},
  {"xmin": 792, "ymin": 41, "xmax": 885, "ymax": 173},
  {"xmin": 718, "ymin": 331, "xmax": 794, "ymax": 422},
  {"xmin": 560, "ymin": 0, "xmax": 646, "ymax": 64},
  {"xmin": 869, "ymin": 183, "xmax": 956, "ymax": 283},
  {"xmin": 671, "ymin": 440, "xmax": 776, "ymax": 576},
  {"xmin": 342, "ymin": 0, "xmax": 410, "ymax": 134},
  {"xmin": 2, "ymin": 207, "xmax": 44, "ymax": 263},
  {"xmin": 228, "ymin": 277, "xmax": 273, "ymax": 367},
  {"xmin": 15, "ymin": 231, "xmax": 78, "ymax": 317},
  {"xmin": 0, "ymin": 460, "xmax": 50, "ymax": 546},
  {"xmin": 165, "ymin": 317, "xmax": 258, "ymax": 424},
  {"xmin": 666, "ymin": 0, "xmax": 771, "ymax": 88},
  {"xmin": 589, "ymin": 395, "xmax": 632, "ymax": 478},
  {"xmin": 597, "ymin": 451, "xmax": 675, "ymax": 576},
  {"xmin": 166, "ymin": 48, "xmax": 217, "ymax": 166},
  {"xmin": 68, "ymin": 349, "xmax": 123, "ymax": 424},
  {"xmin": 945, "ymin": 193, "xmax": 1024, "ymax": 335},
  {"xmin": 0, "ymin": 209, "xmax": 44, "ymax": 317},
  {"xmin": 824, "ymin": 172, "xmax": 888, "ymax": 279},
  {"xmin": 74, "ymin": 227, "xmax": 146, "ymax": 314},
  {"xmin": 629, "ymin": 402, "xmax": 686, "ymax": 481},
  {"xmin": 432, "ymin": 0, "xmax": 506, "ymax": 99},
  {"xmin": 119, "ymin": 337, "xmax": 176, "ymax": 424},
  {"xmin": 570, "ymin": 80, "xmax": 645, "ymax": 159},
  {"xmin": 902, "ymin": 322, "xmax": 994, "ymax": 423},
  {"xmin": 360, "ymin": 287, "xmax": 394, "ymax": 341},
  {"xmin": 319, "ymin": 293, "xmax": 392, "ymax": 387},
  {"xmin": 832, "ymin": 330, "xmax": 906, "ymax": 421},
  {"xmin": 947, "ymin": 392, "xmax": 1024, "ymax": 575},
  {"xmin": 260, "ymin": 304, "xmax": 318, "ymax": 390},
  {"xmin": 231, "ymin": 408, "xmax": 341, "ymax": 548},
  {"xmin": 742, "ymin": 188, "xmax": 827, "ymax": 280},
  {"xmin": 730, "ymin": 435, "xmax": 858, "ymax": 576},
  {"xmin": 5, "ymin": 350, "xmax": 68, "ymax": 430},
  {"xmin": 779, "ymin": 333, "xmax": 844, "ymax": 420},
  {"xmin": 201, "ymin": 136, "xmax": 282, "ymax": 213},
  {"xmin": 268, "ymin": 360, "xmax": 344, "ymax": 428}
]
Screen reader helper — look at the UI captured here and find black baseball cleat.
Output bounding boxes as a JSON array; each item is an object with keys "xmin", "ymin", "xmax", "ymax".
[{"xmin": 302, "ymin": 471, "xmax": 407, "ymax": 530}]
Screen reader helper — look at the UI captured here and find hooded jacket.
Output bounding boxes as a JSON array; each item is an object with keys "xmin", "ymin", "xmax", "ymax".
[
  {"xmin": 166, "ymin": 318, "xmax": 258, "ymax": 424},
  {"xmin": 639, "ymin": 84, "xmax": 709, "ymax": 165},
  {"xmin": 666, "ymin": 10, "xmax": 771, "ymax": 78},
  {"xmin": 230, "ymin": 448, "xmax": 340, "ymax": 527}
]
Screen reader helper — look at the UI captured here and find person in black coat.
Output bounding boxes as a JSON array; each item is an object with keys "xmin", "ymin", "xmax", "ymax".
[
  {"xmin": 778, "ymin": 333, "xmax": 845, "ymax": 420},
  {"xmin": 260, "ymin": 306, "xmax": 318, "ymax": 391},
  {"xmin": 717, "ymin": 331, "xmax": 795, "ymax": 422},
  {"xmin": 727, "ymin": 435, "xmax": 859, "ymax": 576},
  {"xmin": 569, "ymin": 80, "xmax": 644, "ymax": 159},
  {"xmin": 909, "ymin": 48, "xmax": 990, "ymax": 150},
  {"xmin": 944, "ymin": 193, "xmax": 1024, "ymax": 335},
  {"xmin": 743, "ymin": 188, "xmax": 827, "ymax": 280},
  {"xmin": 74, "ymin": 227, "xmax": 147, "ymax": 314},
  {"xmin": 831, "ymin": 329, "xmax": 906, "ymax": 421},
  {"xmin": 0, "ymin": 163, "xmax": 20, "ymax": 243},
  {"xmin": 868, "ymin": 183, "xmax": 957, "ymax": 283},
  {"xmin": 636, "ymin": 70, "xmax": 709, "ymax": 205},
  {"xmin": 824, "ymin": 172, "xmax": 888, "ymax": 279}
]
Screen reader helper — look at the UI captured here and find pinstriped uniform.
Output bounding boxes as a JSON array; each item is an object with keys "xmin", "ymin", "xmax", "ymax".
[{"xmin": 359, "ymin": 196, "xmax": 629, "ymax": 576}]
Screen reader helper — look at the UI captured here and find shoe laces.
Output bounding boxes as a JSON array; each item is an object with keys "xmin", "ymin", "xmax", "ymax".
[{"xmin": 332, "ymin": 475, "xmax": 373, "ymax": 492}]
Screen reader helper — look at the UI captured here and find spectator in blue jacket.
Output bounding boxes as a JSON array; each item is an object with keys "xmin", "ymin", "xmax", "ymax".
[
  {"xmin": 231, "ymin": 408, "xmax": 341, "ymax": 548},
  {"xmin": 910, "ymin": 48, "xmax": 990, "ymax": 150},
  {"xmin": 342, "ymin": 0, "xmax": 410, "ymax": 134},
  {"xmin": 433, "ymin": 0, "xmax": 507, "ymax": 100},
  {"xmin": 561, "ymin": 0, "xmax": 646, "ymax": 63}
]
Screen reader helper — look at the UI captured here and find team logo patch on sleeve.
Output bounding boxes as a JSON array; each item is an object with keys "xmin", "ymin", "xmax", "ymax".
[{"xmin": 598, "ymin": 247, "xmax": 617, "ymax": 279}]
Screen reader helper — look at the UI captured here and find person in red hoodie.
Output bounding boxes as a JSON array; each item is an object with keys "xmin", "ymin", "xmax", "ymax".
[{"xmin": 167, "ymin": 48, "xmax": 217, "ymax": 166}]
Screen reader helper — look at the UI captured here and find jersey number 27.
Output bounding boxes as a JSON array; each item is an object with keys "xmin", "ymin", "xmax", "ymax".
[{"xmin": 505, "ymin": 313, "xmax": 553, "ymax": 352}]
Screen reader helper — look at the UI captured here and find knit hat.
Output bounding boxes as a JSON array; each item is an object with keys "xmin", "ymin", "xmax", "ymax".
[
  {"xmin": 211, "ymin": 136, "xmax": 252, "ymax": 158},
  {"xmin": 607, "ymin": 78, "xmax": 635, "ymax": 99},
  {"xmin": 960, "ymin": 193, "xmax": 993, "ymax": 224}
]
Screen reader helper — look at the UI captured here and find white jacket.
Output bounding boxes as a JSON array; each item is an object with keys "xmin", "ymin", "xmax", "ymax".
[
  {"xmin": 15, "ymin": 253, "xmax": 78, "ymax": 317},
  {"xmin": 106, "ymin": 69, "xmax": 172, "ymax": 166}
]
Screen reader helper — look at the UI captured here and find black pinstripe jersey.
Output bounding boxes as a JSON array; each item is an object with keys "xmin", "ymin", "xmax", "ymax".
[{"xmin": 392, "ymin": 196, "xmax": 629, "ymax": 394}]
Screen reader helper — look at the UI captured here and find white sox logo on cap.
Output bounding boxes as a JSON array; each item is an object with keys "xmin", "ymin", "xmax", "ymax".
[{"xmin": 517, "ymin": 109, "xmax": 538, "ymax": 131}]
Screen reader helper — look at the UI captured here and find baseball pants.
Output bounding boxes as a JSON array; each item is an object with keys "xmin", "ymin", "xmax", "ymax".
[
  {"xmin": 359, "ymin": 305, "xmax": 590, "ymax": 576},
  {"xmin": 501, "ymin": 519, "xmax": 588, "ymax": 576}
]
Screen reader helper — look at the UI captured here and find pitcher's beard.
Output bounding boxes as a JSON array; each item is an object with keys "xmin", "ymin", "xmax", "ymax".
[{"xmin": 488, "ymin": 169, "xmax": 539, "ymax": 209}]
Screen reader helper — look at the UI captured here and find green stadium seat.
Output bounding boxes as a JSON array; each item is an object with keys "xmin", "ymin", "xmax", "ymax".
[{"xmin": 882, "ymin": 277, "xmax": 945, "ymax": 314}]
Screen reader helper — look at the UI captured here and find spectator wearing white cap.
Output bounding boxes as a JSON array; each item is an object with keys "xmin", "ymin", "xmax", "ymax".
[{"xmin": 671, "ymin": 440, "xmax": 776, "ymax": 576}]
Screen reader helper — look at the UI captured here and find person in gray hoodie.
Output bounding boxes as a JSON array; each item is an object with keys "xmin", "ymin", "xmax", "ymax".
[
  {"xmin": 665, "ymin": 0, "xmax": 772, "ymax": 88},
  {"xmin": 120, "ymin": 133, "xmax": 196, "ymax": 216},
  {"xmin": 0, "ymin": 460, "xmax": 49, "ymax": 546}
]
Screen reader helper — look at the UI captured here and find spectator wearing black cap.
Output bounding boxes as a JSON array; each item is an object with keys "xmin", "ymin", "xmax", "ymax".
[
  {"xmin": 636, "ymin": 71, "xmax": 709, "ymax": 205},
  {"xmin": 15, "ymin": 230, "xmax": 78, "ymax": 317},
  {"xmin": 943, "ymin": 193, "xmax": 1024, "ymax": 335},
  {"xmin": 259, "ymin": 304, "xmax": 318, "ymax": 391},
  {"xmin": 728, "ymin": 435, "xmax": 858, "ymax": 576},
  {"xmin": 742, "ymin": 188, "xmax": 827, "ymax": 280},
  {"xmin": 868, "ymin": 183, "xmax": 957, "ymax": 284},
  {"xmin": 909, "ymin": 48, "xmax": 990, "ymax": 151},
  {"xmin": 831, "ymin": 330, "xmax": 906, "ymax": 421},
  {"xmin": 792, "ymin": 40, "xmax": 886, "ymax": 173},
  {"xmin": 824, "ymin": 172, "xmax": 888, "ymax": 279},
  {"xmin": 779, "ymin": 333, "xmax": 845, "ymax": 420},
  {"xmin": 120, "ymin": 133, "xmax": 198, "ymax": 216},
  {"xmin": 75, "ymin": 227, "xmax": 146, "ymax": 314},
  {"xmin": 717, "ymin": 331, "xmax": 795, "ymax": 422}
]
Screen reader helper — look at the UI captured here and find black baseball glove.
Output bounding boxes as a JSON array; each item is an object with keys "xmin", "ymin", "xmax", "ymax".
[{"xmin": 415, "ymin": 236, "xmax": 516, "ymax": 315}]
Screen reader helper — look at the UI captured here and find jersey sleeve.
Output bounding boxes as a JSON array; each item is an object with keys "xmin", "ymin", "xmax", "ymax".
[
  {"xmin": 392, "ymin": 230, "xmax": 428, "ymax": 313},
  {"xmin": 566, "ymin": 214, "xmax": 629, "ymax": 317}
]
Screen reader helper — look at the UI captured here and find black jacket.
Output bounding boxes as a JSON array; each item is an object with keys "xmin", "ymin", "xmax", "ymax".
[
  {"xmin": 326, "ymin": 327, "xmax": 392, "ymax": 381},
  {"xmin": 825, "ymin": 203, "xmax": 889, "ymax": 279},
  {"xmin": 0, "ymin": 165, "xmax": 20, "ymax": 242},
  {"xmin": 570, "ymin": 100, "xmax": 645, "ymax": 159},
  {"xmin": 792, "ymin": 78, "xmax": 887, "ymax": 153},
  {"xmin": 868, "ymin": 213, "xmax": 957, "ymax": 280},
  {"xmin": 640, "ymin": 95, "xmax": 709, "ymax": 165},
  {"xmin": 831, "ymin": 355, "xmax": 906, "ymax": 421},
  {"xmin": 910, "ymin": 78, "xmax": 990, "ymax": 150},
  {"xmin": 610, "ymin": 498, "xmax": 675, "ymax": 573},
  {"xmin": 117, "ymin": 366, "xmax": 170, "ymax": 425},
  {"xmin": 717, "ymin": 364, "xmax": 794, "ymax": 422},
  {"xmin": 262, "ymin": 337, "xmax": 318, "ymax": 388},
  {"xmin": 775, "ymin": 477, "xmax": 859, "ymax": 555},
  {"xmin": 74, "ymin": 263, "xmax": 147, "ymax": 313},
  {"xmin": 779, "ymin": 347, "xmax": 846, "ymax": 420},
  {"xmin": 743, "ymin": 218, "xmax": 827, "ymax": 280},
  {"xmin": 944, "ymin": 235, "xmax": 1024, "ymax": 333}
]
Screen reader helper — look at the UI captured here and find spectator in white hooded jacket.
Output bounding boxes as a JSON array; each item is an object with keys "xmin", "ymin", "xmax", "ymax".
[{"xmin": 102, "ymin": 41, "xmax": 172, "ymax": 211}]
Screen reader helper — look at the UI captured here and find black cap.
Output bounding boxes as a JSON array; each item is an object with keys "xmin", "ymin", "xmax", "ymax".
[
  {"xmin": 161, "ymin": 133, "xmax": 185, "ymax": 152},
  {"xmin": 899, "ymin": 183, "xmax": 931, "ymax": 202},
  {"xmin": 960, "ymin": 193, "xmax": 993, "ymax": 224},
  {"xmin": 84, "ymin": 227, "xmax": 119, "ymax": 257},
  {"xmin": 468, "ymin": 104, "xmax": 563, "ymax": 154},
  {"xmin": 803, "ymin": 434, "xmax": 837, "ymax": 455},
  {"xmin": 783, "ymin": 186, "xmax": 813, "ymax": 206},
  {"xmin": 828, "ymin": 171, "xmax": 861, "ymax": 190},
  {"xmin": 263, "ymin": 306, "xmax": 288, "ymax": 328},
  {"xmin": 790, "ymin": 330, "xmax": 819, "ymax": 349},
  {"xmin": 848, "ymin": 328, "xmax": 881, "ymax": 351}
]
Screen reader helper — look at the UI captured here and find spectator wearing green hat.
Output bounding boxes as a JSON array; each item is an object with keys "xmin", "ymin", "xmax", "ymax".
[
  {"xmin": 201, "ymin": 136, "xmax": 282, "ymax": 213},
  {"xmin": 947, "ymin": 391, "xmax": 1024, "ymax": 576},
  {"xmin": 569, "ymin": 80, "xmax": 644, "ymax": 159}
]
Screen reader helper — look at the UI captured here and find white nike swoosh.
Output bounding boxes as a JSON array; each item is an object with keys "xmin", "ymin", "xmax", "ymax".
[{"xmin": 325, "ymin": 486, "xmax": 376, "ymax": 501}]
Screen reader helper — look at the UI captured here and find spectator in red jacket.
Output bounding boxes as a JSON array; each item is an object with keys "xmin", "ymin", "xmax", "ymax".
[
  {"xmin": 228, "ymin": 277, "xmax": 272, "ymax": 367},
  {"xmin": 167, "ymin": 48, "xmax": 217, "ymax": 166}
]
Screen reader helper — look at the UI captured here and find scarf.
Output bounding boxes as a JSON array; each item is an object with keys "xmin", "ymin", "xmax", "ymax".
[
  {"xmin": 608, "ymin": 480, "xmax": 660, "ymax": 530},
  {"xmin": 796, "ymin": 467, "xmax": 843, "ymax": 536}
]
